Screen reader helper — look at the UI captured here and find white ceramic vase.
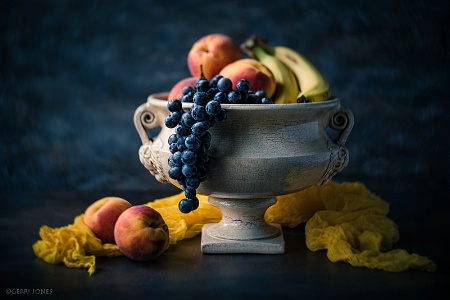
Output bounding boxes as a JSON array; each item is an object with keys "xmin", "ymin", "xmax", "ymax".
[{"xmin": 134, "ymin": 93, "xmax": 353, "ymax": 254}]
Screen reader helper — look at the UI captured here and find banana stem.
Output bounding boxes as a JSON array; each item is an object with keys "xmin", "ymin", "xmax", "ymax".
[{"xmin": 241, "ymin": 34, "xmax": 275, "ymax": 57}]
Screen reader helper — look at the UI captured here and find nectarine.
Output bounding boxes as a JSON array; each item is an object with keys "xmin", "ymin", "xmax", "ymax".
[
  {"xmin": 114, "ymin": 205, "xmax": 169, "ymax": 261},
  {"xmin": 84, "ymin": 197, "xmax": 132, "ymax": 244},
  {"xmin": 219, "ymin": 58, "xmax": 276, "ymax": 98},
  {"xmin": 167, "ymin": 77, "xmax": 198, "ymax": 101},
  {"xmin": 187, "ymin": 33, "xmax": 242, "ymax": 80}
]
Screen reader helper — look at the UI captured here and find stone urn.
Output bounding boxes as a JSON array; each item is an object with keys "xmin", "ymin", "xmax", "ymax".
[{"xmin": 134, "ymin": 92, "xmax": 353, "ymax": 254}]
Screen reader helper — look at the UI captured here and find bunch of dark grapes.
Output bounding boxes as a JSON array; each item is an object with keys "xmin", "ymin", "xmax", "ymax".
[{"xmin": 165, "ymin": 74, "xmax": 273, "ymax": 213}]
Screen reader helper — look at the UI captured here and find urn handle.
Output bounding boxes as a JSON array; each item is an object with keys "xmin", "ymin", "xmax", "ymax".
[
  {"xmin": 328, "ymin": 106, "xmax": 354, "ymax": 147},
  {"xmin": 134, "ymin": 102, "xmax": 159, "ymax": 144},
  {"xmin": 134, "ymin": 101, "xmax": 170, "ymax": 184}
]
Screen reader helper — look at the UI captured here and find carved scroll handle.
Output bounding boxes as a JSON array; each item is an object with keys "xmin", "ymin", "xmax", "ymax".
[
  {"xmin": 133, "ymin": 102, "xmax": 158, "ymax": 145},
  {"xmin": 329, "ymin": 106, "xmax": 354, "ymax": 147}
]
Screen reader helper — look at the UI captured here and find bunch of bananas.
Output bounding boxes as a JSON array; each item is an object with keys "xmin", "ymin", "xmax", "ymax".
[{"xmin": 242, "ymin": 35, "xmax": 331, "ymax": 104}]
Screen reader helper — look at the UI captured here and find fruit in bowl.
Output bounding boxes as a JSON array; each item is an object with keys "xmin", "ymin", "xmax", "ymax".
[
  {"xmin": 114, "ymin": 205, "xmax": 170, "ymax": 261},
  {"xmin": 133, "ymin": 34, "xmax": 349, "ymax": 253},
  {"xmin": 84, "ymin": 197, "xmax": 132, "ymax": 244},
  {"xmin": 167, "ymin": 77, "xmax": 198, "ymax": 101},
  {"xmin": 187, "ymin": 33, "xmax": 242, "ymax": 80},
  {"xmin": 219, "ymin": 58, "xmax": 276, "ymax": 99}
]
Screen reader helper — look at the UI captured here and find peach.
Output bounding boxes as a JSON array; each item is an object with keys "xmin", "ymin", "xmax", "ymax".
[
  {"xmin": 167, "ymin": 76, "xmax": 198, "ymax": 101},
  {"xmin": 84, "ymin": 197, "xmax": 133, "ymax": 244},
  {"xmin": 187, "ymin": 33, "xmax": 242, "ymax": 80},
  {"xmin": 114, "ymin": 205, "xmax": 169, "ymax": 261},
  {"xmin": 219, "ymin": 58, "xmax": 276, "ymax": 98}
]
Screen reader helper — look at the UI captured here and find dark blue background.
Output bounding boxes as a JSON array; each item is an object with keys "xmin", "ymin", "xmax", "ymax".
[
  {"xmin": 2, "ymin": 0, "xmax": 449, "ymax": 211},
  {"xmin": 1, "ymin": 0, "xmax": 450, "ymax": 298}
]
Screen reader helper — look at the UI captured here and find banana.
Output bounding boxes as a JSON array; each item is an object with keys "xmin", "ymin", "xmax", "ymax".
[
  {"xmin": 273, "ymin": 46, "xmax": 331, "ymax": 103},
  {"xmin": 241, "ymin": 36, "xmax": 300, "ymax": 104}
]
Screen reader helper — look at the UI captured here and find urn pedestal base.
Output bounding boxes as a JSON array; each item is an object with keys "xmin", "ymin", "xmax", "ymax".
[
  {"xmin": 200, "ymin": 196, "xmax": 285, "ymax": 254},
  {"xmin": 201, "ymin": 223, "xmax": 285, "ymax": 254}
]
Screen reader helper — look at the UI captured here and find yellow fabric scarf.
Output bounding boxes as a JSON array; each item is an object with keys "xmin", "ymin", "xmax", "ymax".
[{"xmin": 32, "ymin": 181, "xmax": 437, "ymax": 275}]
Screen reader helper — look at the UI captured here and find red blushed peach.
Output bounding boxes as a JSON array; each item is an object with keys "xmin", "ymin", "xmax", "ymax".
[
  {"xmin": 187, "ymin": 33, "xmax": 242, "ymax": 80},
  {"xmin": 84, "ymin": 197, "xmax": 133, "ymax": 244},
  {"xmin": 219, "ymin": 58, "xmax": 276, "ymax": 98},
  {"xmin": 114, "ymin": 205, "xmax": 169, "ymax": 261},
  {"xmin": 167, "ymin": 76, "xmax": 198, "ymax": 101}
]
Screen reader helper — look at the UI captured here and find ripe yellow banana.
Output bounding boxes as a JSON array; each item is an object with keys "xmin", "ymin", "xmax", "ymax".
[
  {"xmin": 241, "ymin": 37, "xmax": 300, "ymax": 104},
  {"xmin": 273, "ymin": 46, "xmax": 331, "ymax": 103}
]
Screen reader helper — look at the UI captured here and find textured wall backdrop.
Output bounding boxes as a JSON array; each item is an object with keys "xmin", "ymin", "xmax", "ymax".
[{"xmin": 2, "ymin": 1, "xmax": 449, "ymax": 215}]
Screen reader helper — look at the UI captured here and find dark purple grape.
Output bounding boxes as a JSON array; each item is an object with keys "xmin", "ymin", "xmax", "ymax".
[
  {"xmin": 227, "ymin": 90, "xmax": 242, "ymax": 103},
  {"xmin": 193, "ymin": 91, "xmax": 210, "ymax": 106},
  {"xmin": 217, "ymin": 77, "xmax": 232, "ymax": 93},
  {"xmin": 167, "ymin": 99, "xmax": 182, "ymax": 112},
  {"xmin": 236, "ymin": 79, "xmax": 250, "ymax": 92},
  {"xmin": 178, "ymin": 199, "xmax": 193, "ymax": 214},
  {"xmin": 196, "ymin": 78, "xmax": 210, "ymax": 92},
  {"xmin": 181, "ymin": 149, "xmax": 197, "ymax": 165}
]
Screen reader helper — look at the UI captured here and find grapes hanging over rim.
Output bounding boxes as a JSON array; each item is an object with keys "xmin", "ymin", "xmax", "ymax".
[{"xmin": 165, "ymin": 75, "xmax": 273, "ymax": 214}]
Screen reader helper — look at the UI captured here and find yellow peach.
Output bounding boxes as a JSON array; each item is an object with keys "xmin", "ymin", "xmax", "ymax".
[
  {"xmin": 114, "ymin": 205, "xmax": 169, "ymax": 261},
  {"xmin": 84, "ymin": 197, "xmax": 132, "ymax": 244},
  {"xmin": 219, "ymin": 58, "xmax": 276, "ymax": 98},
  {"xmin": 187, "ymin": 33, "xmax": 242, "ymax": 80}
]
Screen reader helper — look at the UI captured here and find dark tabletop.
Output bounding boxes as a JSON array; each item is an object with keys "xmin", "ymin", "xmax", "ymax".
[{"xmin": 1, "ymin": 0, "xmax": 449, "ymax": 299}]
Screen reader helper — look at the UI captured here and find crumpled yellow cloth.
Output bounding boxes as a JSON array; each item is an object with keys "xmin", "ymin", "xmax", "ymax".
[
  {"xmin": 32, "ymin": 181, "xmax": 437, "ymax": 275},
  {"xmin": 32, "ymin": 215, "xmax": 122, "ymax": 275}
]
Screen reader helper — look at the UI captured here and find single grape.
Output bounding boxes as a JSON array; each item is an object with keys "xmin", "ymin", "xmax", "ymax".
[
  {"xmin": 190, "ymin": 196, "xmax": 200, "ymax": 210},
  {"xmin": 255, "ymin": 90, "xmax": 267, "ymax": 100},
  {"xmin": 236, "ymin": 79, "xmax": 250, "ymax": 93},
  {"xmin": 191, "ymin": 104, "xmax": 208, "ymax": 121},
  {"xmin": 185, "ymin": 134, "xmax": 201, "ymax": 151},
  {"xmin": 169, "ymin": 111, "xmax": 182, "ymax": 123},
  {"xmin": 191, "ymin": 121, "xmax": 209, "ymax": 137},
  {"xmin": 177, "ymin": 136, "xmax": 188, "ymax": 151},
  {"xmin": 200, "ymin": 130, "xmax": 211, "ymax": 143},
  {"xmin": 196, "ymin": 165, "xmax": 208, "ymax": 182},
  {"xmin": 193, "ymin": 91, "xmax": 210, "ymax": 106},
  {"xmin": 297, "ymin": 95, "xmax": 311, "ymax": 103},
  {"xmin": 167, "ymin": 99, "xmax": 182, "ymax": 112},
  {"xmin": 184, "ymin": 188, "xmax": 196, "ymax": 199},
  {"xmin": 178, "ymin": 198, "xmax": 193, "ymax": 214},
  {"xmin": 181, "ymin": 112, "xmax": 196, "ymax": 127},
  {"xmin": 169, "ymin": 143, "xmax": 178, "ymax": 154},
  {"xmin": 168, "ymin": 166, "xmax": 183, "ymax": 180},
  {"xmin": 215, "ymin": 108, "xmax": 227, "ymax": 122},
  {"xmin": 227, "ymin": 90, "xmax": 242, "ymax": 104},
  {"xmin": 182, "ymin": 86, "xmax": 195, "ymax": 96},
  {"xmin": 240, "ymin": 91, "xmax": 249, "ymax": 103},
  {"xmin": 181, "ymin": 149, "xmax": 197, "ymax": 165},
  {"xmin": 206, "ymin": 100, "xmax": 221, "ymax": 116},
  {"xmin": 196, "ymin": 78, "xmax": 210, "ymax": 92},
  {"xmin": 168, "ymin": 156, "xmax": 176, "ymax": 168},
  {"xmin": 182, "ymin": 164, "xmax": 197, "ymax": 177},
  {"xmin": 210, "ymin": 74, "xmax": 223, "ymax": 87},
  {"xmin": 185, "ymin": 177, "xmax": 200, "ymax": 189},
  {"xmin": 261, "ymin": 97, "xmax": 274, "ymax": 104},
  {"xmin": 214, "ymin": 91, "xmax": 228, "ymax": 103},
  {"xmin": 217, "ymin": 77, "xmax": 232, "ymax": 93},
  {"xmin": 176, "ymin": 125, "xmax": 190, "ymax": 136},
  {"xmin": 168, "ymin": 133, "xmax": 178, "ymax": 144},
  {"xmin": 181, "ymin": 93, "xmax": 194, "ymax": 102},
  {"xmin": 247, "ymin": 92, "xmax": 259, "ymax": 104},
  {"xmin": 177, "ymin": 177, "xmax": 186, "ymax": 188},
  {"xmin": 164, "ymin": 116, "xmax": 178, "ymax": 128},
  {"xmin": 207, "ymin": 87, "xmax": 219, "ymax": 99},
  {"xmin": 171, "ymin": 151, "xmax": 183, "ymax": 166}
]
